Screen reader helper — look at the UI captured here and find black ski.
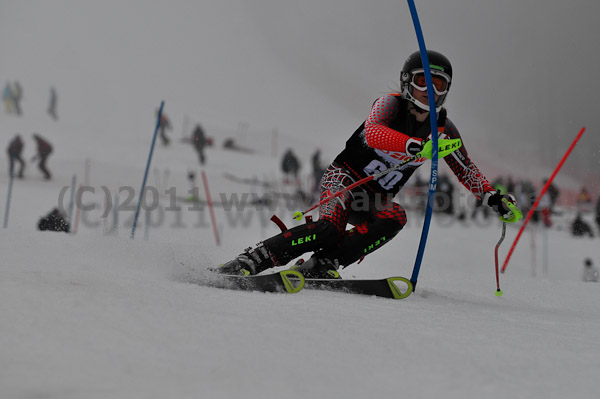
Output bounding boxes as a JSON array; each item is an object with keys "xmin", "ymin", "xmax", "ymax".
[
  {"xmin": 302, "ymin": 276, "xmax": 413, "ymax": 299},
  {"xmin": 208, "ymin": 270, "xmax": 305, "ymax": 294}
]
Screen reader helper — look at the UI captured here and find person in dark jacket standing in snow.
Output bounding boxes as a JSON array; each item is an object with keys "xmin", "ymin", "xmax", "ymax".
[
  {"xmin": 217, "ymin": 50, "xmax": 522, "ymax": 278},
  {"xmin": 7, "ymin": 134, "xmax": 25, "ymax": 178},
  {"xmin": 32, "ymin": 133, "xmax": 53, "ymax": 180},
  {"xmin": 192, "ymin": 124, "xmax": 207, "ymax": 165},
  {"xmin": 156, "ymin": 109, "xmax": 172, "ymax": 146}
]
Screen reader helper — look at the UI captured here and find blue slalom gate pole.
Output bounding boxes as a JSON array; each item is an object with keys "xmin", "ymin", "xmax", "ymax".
[
  {"xmin": 3, "ymin": 159, "xmax": 15, "ymax": 228},
  {"xmin": 131, "ymin": 101, "xmax": 164, "ymax": 239},
  {"xmin": 407, "ymin": 0, "xmax": 439, "ymax": 290}
]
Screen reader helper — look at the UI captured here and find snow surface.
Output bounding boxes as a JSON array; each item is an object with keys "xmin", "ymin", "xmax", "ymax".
[{"xmin": 2, "ymin": 1, "xmax": 600, "ymax": 399}]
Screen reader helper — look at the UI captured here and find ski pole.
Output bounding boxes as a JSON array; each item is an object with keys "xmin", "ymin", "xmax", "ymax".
[
  {"xmin": 494, "ymin": 222, "xmax": 506, "ymax": 296},
  {"xmin": 293, "ymin": 138, "xmax": 462, "ymax": 221}
]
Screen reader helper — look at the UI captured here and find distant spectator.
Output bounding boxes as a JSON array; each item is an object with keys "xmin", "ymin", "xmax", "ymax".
[
  {"xmin": 583, "ymin": 258, "xmax": 598, "ymax": 282},
  {"xmin": 191, "ymin": 124, "xmax": 207, "ymax": 165},
  {"xmin": 471, "ymin": 198, "xmax": 490, "ymax": 221},
  {"xmin": 412, "ymin": 174, "xmax": 428, "ymax": 215},
  {"xmin": 38, "ymin": 208, "xmax": 70, "ymax": 233},
  {"xmin": 12, "ymin": 81, "xmax": 23, "ymax": 115},
  {"xmin": 516, "ymin": 178, "xmax": 536, "ymax": 219},
  {"xmin": 436, "ymin": 174, "xmax": 455, "ymax": 215},
  {"xmin": 506, "ymin": 175, "xmax": 515, "ymax": 194},
  {"xmin": 7, "ymin": 134, "xmax": 25, "ymax": 178},
  {"xmin": 3, "ymin": 83, "xmax": 15, "ymax": 114},
  {"xmin": 156, "ymin": 109, "xmax": 172, "ymax": 146},
  {"xmin": 32, "ymin": 133, "xmax": 53, "ymax": 180},
  {"xmin": 576, "ymin": 186, "xmax": 593, "ymax": 213},
  {"xmin": 545, "ymin": 179, "xmax": 560, "ymax": 208},
  {"xmin": 571, "ymin": 213, "xmax": 594, "ymax": 238},
  {"xmin": 48, "ymin": 86, "xmax": 58, "ymax": 120},
  {"xmin": 311, "ymin": 149, "xmax": 326, "ymax": 195},
  {"xmin": 538, "ymin": 191, "xmax": 552, "ymax": 227},
  {"xmin": 281, "ymin": 149, "xmax": 301, "ymax": 183},
  {"xmin": 595, "ymin": 196, "xmax": 600, "ymax": 233},
  {"xmin": 492, "ymin": 176, "xmax": 507, "ymax": 195}
]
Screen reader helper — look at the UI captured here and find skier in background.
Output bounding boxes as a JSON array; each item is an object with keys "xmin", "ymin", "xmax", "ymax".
[
  {"xmin": 156, "ymin": 109, "xmax": 172, "ymax": 146},
  {"xmin": 32, "ymin": 133, "xmax": 53, "ymax": 180},
  {"xmin": 216, "ymin": 50, "xmax": 522, "ymax": 278},
  {"xmin": 191, "ymin": 124, "xmax": 207, "ymax": 165},
  {"xmin": 7, "ymin": 134, "xmax": 25, "ymax": 178}
]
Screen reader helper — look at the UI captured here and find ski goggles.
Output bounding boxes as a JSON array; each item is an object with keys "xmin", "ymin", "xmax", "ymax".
[{"xmin": 409, "ymin": 69, "xmax": 450, "ymax": 95}]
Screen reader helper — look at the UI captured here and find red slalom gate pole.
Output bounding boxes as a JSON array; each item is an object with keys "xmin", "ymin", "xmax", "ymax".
[
  {"xmin": 502, "ymin": 127, "xmax": 586, "ymax": 273},
  {"xmin": 201, "ymin": 170, "xmax": 221, "ymax": 246}
]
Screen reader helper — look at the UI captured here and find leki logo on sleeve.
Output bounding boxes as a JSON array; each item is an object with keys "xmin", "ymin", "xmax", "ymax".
[{"xmin": 291, "ymin": 234, "xmax": 317, "ymax": 246}]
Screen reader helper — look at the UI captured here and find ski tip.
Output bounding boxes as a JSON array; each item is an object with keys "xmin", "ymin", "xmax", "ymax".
[
  {"xmin": 279, "ymin": 270, "xmax": 305, "ymax": 293},
  {"xmin": 386, "ymin": 277, "xmax": 413, "ymax": 299}
]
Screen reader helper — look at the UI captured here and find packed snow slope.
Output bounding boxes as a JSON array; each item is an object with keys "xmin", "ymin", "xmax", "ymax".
[
  {"xmin": 1, "ymin": 1, "xmax": 600, "ymax": 399},
  {"xmin": 2, "ymin": 134, "xmax": 600, "ymax": 399}
]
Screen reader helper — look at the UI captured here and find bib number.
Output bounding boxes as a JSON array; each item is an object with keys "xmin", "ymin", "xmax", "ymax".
[{"xmin": 364, "ymin": 160, "xmax": 403, "ymax": 190}]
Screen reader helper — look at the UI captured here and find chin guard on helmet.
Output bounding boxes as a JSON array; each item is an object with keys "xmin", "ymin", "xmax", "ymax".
[{"xmin": 400, "ymin": 50, "xmax": 453, "ymax": 112}]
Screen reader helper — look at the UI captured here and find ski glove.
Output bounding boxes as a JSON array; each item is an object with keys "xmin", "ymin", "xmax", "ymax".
[
  {"xmin": 483, "ymin": 192, "xmax": 523, "ymax": 223},
  {"xmin": 405, "ymin": 138, "xmax": 423, "ymax": 157}
]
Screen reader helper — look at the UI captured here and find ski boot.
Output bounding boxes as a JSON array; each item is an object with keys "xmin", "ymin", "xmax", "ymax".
[
  {"xmin": 216, "ymin": 243, "xmax": 275, "ymax": 276},
  {"xmin": 291, "ymin": 256, "xmax": 341, "ymax": 279}
]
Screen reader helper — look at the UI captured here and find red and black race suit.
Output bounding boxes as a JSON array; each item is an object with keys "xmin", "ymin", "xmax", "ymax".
[
  {"xmin": 333, "ymin": 94, "xmax": 494, "ymax": 199},
  {"xmin": 263, "ymin": 94, "xmax": 494, "ymax": 268}
]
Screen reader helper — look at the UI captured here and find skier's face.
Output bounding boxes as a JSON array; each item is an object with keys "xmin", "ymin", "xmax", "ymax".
[{"xmin": 412, "ymin": 87, "xmax": 440, "ymax": 110}]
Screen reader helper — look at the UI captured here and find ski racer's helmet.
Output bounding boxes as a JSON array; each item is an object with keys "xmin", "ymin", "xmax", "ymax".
[{"xmin": 400, "ymin": 50, "xmax": 452, "ymax": 112}]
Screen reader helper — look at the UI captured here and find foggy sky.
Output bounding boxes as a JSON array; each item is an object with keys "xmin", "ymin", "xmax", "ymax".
[{"xmin": 1, "ymin": 0, "xmax": 599, "ymax": 188}]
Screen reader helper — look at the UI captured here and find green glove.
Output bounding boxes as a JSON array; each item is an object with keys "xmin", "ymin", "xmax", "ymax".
[{"xmin": 417, "ymin": 138, "xmax": 462, "ymax": 159}]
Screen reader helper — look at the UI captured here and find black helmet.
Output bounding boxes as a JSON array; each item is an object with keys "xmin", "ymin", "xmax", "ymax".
[{"xmin": 400, "ymin": 50, "xmax": 453, "ymax": 112}]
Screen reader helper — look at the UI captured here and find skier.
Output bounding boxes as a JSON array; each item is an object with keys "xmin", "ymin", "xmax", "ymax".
[
  {"xmin": 32, "ymin": 133, "xmax": 53, "ymax": 180},
  {"xmin": 7, "ymin": 134, "xmax": 25, "ymax": 178},
  {"xmin": 217, "ymin": 50, "xmax": 522, "ymax": 278}
]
